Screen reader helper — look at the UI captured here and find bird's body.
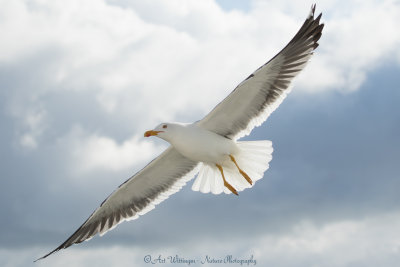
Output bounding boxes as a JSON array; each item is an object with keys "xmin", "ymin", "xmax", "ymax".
[
  {"xmin": 36, "ymin": 5, "xmax": 324, "ymax": 261},
  {"xmin": 153, "ymin": 123, "xmax": 238, "ymax": 164}
]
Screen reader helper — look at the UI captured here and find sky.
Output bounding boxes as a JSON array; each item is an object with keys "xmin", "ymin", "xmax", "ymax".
[{"xmin": 0, "ymin": 0, "xmax": 400, "ymax": 266}]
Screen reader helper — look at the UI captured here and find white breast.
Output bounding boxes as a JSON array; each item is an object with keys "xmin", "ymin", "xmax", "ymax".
[{"xmin": 168, "ymin": 124, "xmax": 237, "ymax": 164}]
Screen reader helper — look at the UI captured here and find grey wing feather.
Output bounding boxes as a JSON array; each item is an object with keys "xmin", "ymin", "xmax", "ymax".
[
  {"xmin": 36, "ymin": 147, "xmax": 198, "ymax": 261},
  {"xmin": 197, "ymin": 4, "xmax": 324, "ymax": 140}
]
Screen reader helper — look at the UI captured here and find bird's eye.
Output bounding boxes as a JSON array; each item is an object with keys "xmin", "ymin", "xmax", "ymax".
[{"xmin": 162, "ymin": 125, "xmax": 167, "ymax": 129}]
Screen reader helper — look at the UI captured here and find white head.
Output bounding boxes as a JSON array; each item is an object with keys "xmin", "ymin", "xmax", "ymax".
[{"xmin": 144, "ymin": 122, "xmax": 182, "ymax": 142}]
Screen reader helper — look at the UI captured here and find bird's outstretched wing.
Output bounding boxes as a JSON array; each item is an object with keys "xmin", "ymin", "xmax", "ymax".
[
  {"xmin": 197, "ymin": 5, "xmax": 324, "ymax": 140},
  {"xmin": 36, "ymin": 147, "xmax": 198, "ymax": 261}
]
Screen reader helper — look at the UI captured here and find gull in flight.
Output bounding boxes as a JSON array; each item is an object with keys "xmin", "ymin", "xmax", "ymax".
[{"xmin": 36, "ymin": 5, "xmax": 323, "ymax": 261}]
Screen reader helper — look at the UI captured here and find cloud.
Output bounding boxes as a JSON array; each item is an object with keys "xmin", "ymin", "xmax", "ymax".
[
  {"xmin": 14, "ymin": 105, "xmax": 47, "ymax": 149},
  {"xmin": 4, "ymin": 211, "xmax": 400, "ymax": 266},
  {"xmin": 67, "ymin": 128, "xmax": 161, "ymax": 173},
  {"xmin": 251, "ymin": 212, "xmax": 400, "ymax": 267},
  {"xmin": 297, "ymin": 0, "xmax": 400, "ymax": 92}
]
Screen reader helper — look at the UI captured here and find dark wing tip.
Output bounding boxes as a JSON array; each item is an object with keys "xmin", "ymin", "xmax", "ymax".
[
  {"xmin": 288, "ymin": 5, "xmax": 324, "ymax": 51},
  {"xmin": 316, "ymin": 12, "xmax": 322, "ymax": 21},
  {"xmin": 34, "ymin": 246, "xmax": 62, "ymax": 262},
  {"xmin": 33, "ymin": 217, "xmax": 94, "ymax": 262},
  {"xmin": 309, "ymin": 4, "xmax": 316, "ymax": 19}
]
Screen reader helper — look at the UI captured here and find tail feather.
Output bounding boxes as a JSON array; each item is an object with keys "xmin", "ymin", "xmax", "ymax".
[
  {"xmin": 192, "ymin": 140, "xmax": 273, "ymax": 194},
  {"xmin": 199, "ymin": 166, "xmax": 211, "ymax": 193}
]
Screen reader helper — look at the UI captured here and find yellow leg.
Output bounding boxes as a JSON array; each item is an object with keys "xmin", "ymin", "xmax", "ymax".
[
  {"xmin": 229, "ymin": 155, "xmax": 253, "ymax": 185},
  {"xmin": 216, "ymin": 164, "xmax": 238, "ymax": 196}
]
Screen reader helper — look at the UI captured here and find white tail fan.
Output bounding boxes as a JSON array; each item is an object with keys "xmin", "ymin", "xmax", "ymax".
[{"xmin": 192, "ymin": 140, "xmax": 273, "ymax": 194}]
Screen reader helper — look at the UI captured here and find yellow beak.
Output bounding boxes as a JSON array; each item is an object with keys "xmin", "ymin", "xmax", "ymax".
[{"xmin": 144, "ymin": 130, "xmax": 163, "ymax": 137}]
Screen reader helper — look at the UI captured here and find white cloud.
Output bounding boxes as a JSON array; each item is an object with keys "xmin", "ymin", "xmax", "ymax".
[
  {"xmin": 74, "ymin": 134, "xmax": 160, "ymax": 173},
  {"xmin": 4, "ymin": 211, "xmax": 400, "ymax": 266},
  {"xmin": 251, "ymin": 212, "xmax": 400, "ymax": 266},
  {"xmin": 19, "ymin": 133, "xmax": 38, "ymax": 149},
  {"xmin": 297, "ymin": 0, "xmax": 400, "ymax": 92},
  {"xmin": 2, "ymin": 0, "xmax": 399, "ymax": 135},
  {"xmin": 57, "ymin": 126, "xmax": 162, "ymax": 174},
  {"xmin": 6, "ymin": 101, "xmax": 47, "ymax": 150}
]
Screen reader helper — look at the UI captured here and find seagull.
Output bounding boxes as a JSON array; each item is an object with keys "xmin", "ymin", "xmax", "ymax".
[{"xmin": 36, "ymin": 5, "xmax": 323, "ymax": 261}]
